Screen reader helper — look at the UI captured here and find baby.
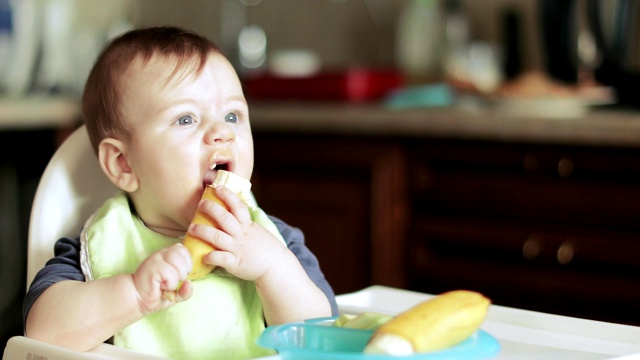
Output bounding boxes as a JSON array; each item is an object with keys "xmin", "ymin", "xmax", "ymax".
[{"xmin": 24, "ymin": 26, "xmax": 337, "ymax": 360}]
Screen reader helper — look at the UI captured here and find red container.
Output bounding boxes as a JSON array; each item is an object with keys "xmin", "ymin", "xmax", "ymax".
[{"xmin": 242, "ymin": 69, "xmax": 404, "ymax": 102}]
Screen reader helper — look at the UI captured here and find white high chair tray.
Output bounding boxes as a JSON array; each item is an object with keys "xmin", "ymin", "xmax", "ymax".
[
  {"xmin": 5, "ymin": 286, "xmax": 640, "ymax": 359},
  {"xmin": 3, "ymin": 335, "xmax": 164, "ymax": 359},
  {"xmin": 336, "ymin": 286, "xmax": 640, "ymax": 360}
]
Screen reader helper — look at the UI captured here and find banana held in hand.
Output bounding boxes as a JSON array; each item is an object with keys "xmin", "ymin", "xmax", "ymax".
[
  {"xmin": 364, "ymin": 290, "xmax": 490, "ymax": 355},
  {"xmin": 182, "ymin": 170, "xmax": 252, "ymax": 280}
]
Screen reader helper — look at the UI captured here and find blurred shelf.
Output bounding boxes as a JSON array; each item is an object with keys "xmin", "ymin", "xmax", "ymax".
[
  {"xmin": 0, "ymin": 95, "xmax": 81, "ymax": 130},
  {"xmin": 249, "ymin": 101, "xmax": 640, "ymax": 148}
]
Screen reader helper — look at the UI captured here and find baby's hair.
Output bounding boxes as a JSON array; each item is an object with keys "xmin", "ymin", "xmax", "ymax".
[{"xmin": 82, "ymin": 26, "xmax": 222, "ymax": 154}]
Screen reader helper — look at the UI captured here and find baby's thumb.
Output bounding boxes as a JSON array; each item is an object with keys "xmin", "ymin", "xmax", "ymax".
[
  {"xmin": 176, "ymin": 279, "xmax": 194, "ymax": 302},
  {"xmin": 160, "ymin": 280, "xmax": 192, "ymax": 304}
]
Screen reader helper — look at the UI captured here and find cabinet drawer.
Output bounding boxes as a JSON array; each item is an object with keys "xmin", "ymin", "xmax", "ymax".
[
  {"xmin": 408, "ymin": 215, "xmax": 640, "ymax": 325},
  {"xmin": 411, "ymin": 215, "xmax": 640, "ymax": 271},
  {"xmin": 409, "ymin": 140, "xmax": 640, "ymax": 228}
]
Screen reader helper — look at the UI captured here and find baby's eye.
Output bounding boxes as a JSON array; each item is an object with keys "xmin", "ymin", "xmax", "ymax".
[
  {"xmin": 225, "ymin": 112, "xmax": 238, "ymax": 124},
  {"xmin": 177, "ymin": 115, "xmax": 194, "ymax": 126}
]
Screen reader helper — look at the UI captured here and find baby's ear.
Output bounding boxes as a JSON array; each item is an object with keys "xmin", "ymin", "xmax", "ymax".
[{"xmin": 98, "ymin": 138, "xmax": 139, "ymax": 192}]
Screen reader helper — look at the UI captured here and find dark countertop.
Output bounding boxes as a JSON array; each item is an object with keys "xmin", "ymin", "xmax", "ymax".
[{"xmin": 249, "ymin": 101, "xmax": 640, "ymax": 148}]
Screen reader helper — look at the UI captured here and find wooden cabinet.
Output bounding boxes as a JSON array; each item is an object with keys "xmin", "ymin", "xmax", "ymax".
[
  {"xmin": 407, "ymin": 139, "xmax": 640, "ymax": 326},
  {"xmin": 252, "ymin": 133, "xmax": 408, "ymax": 295},
  {"xmin": 252, "ymin": 128, "xmax": 640, "ymax": 326}
]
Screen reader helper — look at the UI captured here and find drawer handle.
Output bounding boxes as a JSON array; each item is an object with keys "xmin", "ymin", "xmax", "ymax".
[
  {"xmin": 557, "ymin": 242, "xmax": 575, "ymax": 265},
  {"xmin": 522, "ymin": 236, "xmax": 541, "ymax": 260},
  {"xmin": 557, "ymin": 157, "xmax": 574, "ymax": 177}
]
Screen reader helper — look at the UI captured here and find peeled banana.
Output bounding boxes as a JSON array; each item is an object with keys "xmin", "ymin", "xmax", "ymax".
[
  {"xmin": 364, "ymin": 290, "xmax": 490, "ymax": 355},
  {"xmin": 182, "ymin": 170, "xmax": 252, "ymax": 280}
]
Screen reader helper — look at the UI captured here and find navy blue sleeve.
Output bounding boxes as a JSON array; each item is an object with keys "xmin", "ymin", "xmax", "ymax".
[
  {"xmin": 23, "ymin": 236, "xmax": 85, "ymax": 326},
  {"xmin": 269, "ymin": 215, "xmax": 339, "ymax": 316}
]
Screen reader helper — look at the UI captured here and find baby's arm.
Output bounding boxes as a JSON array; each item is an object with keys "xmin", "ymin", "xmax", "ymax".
[
  {"xmin": 254, "ymin": 243, "xmax": 333, "ymax": 325},
  {"xmin": 25, "ymin": 243, "xmax": 192, "ymax": 351},
  {"xmin": 188, "ymin": 187, "xmax": 332, "ymax": 325}
]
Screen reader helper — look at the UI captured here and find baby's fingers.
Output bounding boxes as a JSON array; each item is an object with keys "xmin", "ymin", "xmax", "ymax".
[
  {"xmin": 134, "ymin": 244, "xmax": 193, "ymax": 312},
  {"xmin": 214, "ymin": 186, "xmax": 252, "ymax": 225},
  {"xmin": 177, "ymin": 279, "xmax": 193, "ymax": 300},
  {"xmin": 160, "ymin": 244, "xmax": 192, "ymax": 290},
  {"xmin": 165, "ymin": 243, "xmax": 193, "ymax": 277},
  {"xmin": 205, "ymin": 250, "xmax": 238, "ymax": 273},
  {"xmin": 161, "ymin": 279, "xmax": 193, "ymax": 303}
]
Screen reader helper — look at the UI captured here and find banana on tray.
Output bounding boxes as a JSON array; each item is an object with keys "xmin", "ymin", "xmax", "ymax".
[{"xmin": 363, "ymin": 290, "xmax": 491, "ymax": 355}]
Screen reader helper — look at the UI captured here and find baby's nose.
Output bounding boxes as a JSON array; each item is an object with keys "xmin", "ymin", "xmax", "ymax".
[{"xmin": 205, "ymin": 123, "xmax": 236, "ymax": 144}]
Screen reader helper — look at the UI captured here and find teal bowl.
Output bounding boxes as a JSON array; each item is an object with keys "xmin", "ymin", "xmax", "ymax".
[{"xmin": 257, "ymin": 317, "xmax": 500, "ymax": 360}]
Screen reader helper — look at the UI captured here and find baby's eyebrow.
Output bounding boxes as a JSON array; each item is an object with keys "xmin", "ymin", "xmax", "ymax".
[
  {"xmin": 225, "ymin": 95, "xmax": 247, "ymax": 106},
  {"xmin": 157, "ymin": 98, "xmax": 197, "ymax": 113}
]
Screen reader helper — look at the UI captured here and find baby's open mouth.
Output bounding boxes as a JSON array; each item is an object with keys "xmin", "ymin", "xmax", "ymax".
[
  {"xmin": 210, "ymin": 162, "xmax": 230, "ymax": 172},
  {"xmin": 203, "ymin": 162, "xmax": 230, "ymax": 187}
]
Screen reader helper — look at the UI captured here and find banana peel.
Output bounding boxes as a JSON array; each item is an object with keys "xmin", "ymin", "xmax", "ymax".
[{"xmin": 364, "ymin": 290, "xmax": 490, "ymax": 355}]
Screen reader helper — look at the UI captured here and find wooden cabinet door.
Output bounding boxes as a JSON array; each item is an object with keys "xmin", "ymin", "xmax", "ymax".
[{"xmin": 252, "ymin": 133, "xmax": 408, "ymax": 295}]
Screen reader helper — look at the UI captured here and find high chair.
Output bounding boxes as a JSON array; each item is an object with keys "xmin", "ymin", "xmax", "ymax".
[
  {"xmin": 25, "ymin": 125, "xmax": 118, "ymax": 287},
  {"xmin": 2, "ymin": 125, "xmax": 164, "ymax": 359}
]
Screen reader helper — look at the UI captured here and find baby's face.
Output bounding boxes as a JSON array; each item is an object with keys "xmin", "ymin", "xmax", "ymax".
[{"xmin": 118, "ymin": 52, "xmax": 254, "ymax": 236}]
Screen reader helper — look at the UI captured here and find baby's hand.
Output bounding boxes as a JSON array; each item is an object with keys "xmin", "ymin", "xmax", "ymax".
[
  {"xmin": 132, "ymin": 243, "xmax": 193, "ymax": 315},
  {"xmin": 187, "ymin": 186, "xmax": 288, "ymax": 282}
]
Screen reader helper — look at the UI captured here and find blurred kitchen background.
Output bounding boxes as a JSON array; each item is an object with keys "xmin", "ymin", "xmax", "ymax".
[
  {"xmin": 0, "ymin": 0, "xmax": 619, "ymax": 98},
  {"xmin": 3, "ymin": 0, "xmax": 640, "ymax": 351}
]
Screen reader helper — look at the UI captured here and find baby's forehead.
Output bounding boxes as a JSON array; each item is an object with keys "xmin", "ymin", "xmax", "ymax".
[{"xmin": 125, "ymin": 51, "xmax": 213, "ymax": 87}]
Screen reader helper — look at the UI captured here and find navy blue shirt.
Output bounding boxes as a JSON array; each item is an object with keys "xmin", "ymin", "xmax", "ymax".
[{"xmin": 24, "ymin": 215, "xmax": 338, "ymax": 327}]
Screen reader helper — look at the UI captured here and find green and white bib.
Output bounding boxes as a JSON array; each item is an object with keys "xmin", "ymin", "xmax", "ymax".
[{"xmin": 80, "ymin": 192, "xmax": 282, "ymax": 360}]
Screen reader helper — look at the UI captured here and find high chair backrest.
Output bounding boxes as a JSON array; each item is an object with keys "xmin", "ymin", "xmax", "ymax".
[{"xmin": 27, "ymin": 125, "xmax": 119, "ymax": 288}]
